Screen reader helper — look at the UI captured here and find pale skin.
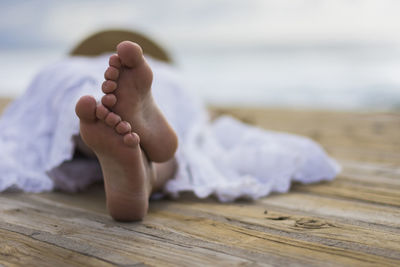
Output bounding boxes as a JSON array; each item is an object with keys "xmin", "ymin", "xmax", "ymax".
[{"xmin": 75, "ymin": 41, "xmax": 178, "ymax": 222}]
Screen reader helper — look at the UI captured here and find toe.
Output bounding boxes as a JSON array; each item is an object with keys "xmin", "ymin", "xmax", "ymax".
[
  {"xmin": 115, "ymin": 121, "xmax": 132, "ymax": 135},
  {"xmin": 109, "ymin": 54, "xmax": 122, "ymax": 68},
  {"xmin": 117, "ymin": 41, "xmax": 144, "ymax": 68},
  {"xmin": 96, "ymin": 104, "xmax": 110, "ymax": 120},
  {"xmin": 123, "ymin": 132, "xmax": 140, "ymax": 147},
  {"xmin": 102, "ymin": 94, "xmax": 117, "ymax": 107},
  {"xmin": 105, "ymin": 112, "xmax": 122, "ymax": 127},
  {"xmin": 102, "ymin": 80, "xmax": 117, "ymax": 93},
  {"xmin": 104, "ymin": 66, "xmax": 119, "ymax": 80},
  {"xmin": 75, "ymin": 95, "xmax": 97, "ymax": 122}
]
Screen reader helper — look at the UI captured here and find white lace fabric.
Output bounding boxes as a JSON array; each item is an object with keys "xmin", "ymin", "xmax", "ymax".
[{"xmin": 0, "ymin": 55, "xmax": 340, "ymax": 201}]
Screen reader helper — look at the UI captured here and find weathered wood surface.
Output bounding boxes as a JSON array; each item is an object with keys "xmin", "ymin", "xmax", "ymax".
[{"xmin": 1, "ymin": 99, "xmax": 400, "ymax": 266}]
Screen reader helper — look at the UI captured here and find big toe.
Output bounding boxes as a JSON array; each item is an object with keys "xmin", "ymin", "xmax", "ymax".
[
  {"xmin": 75, "ymin": 95, "xmax": 97, "ymax": 122},
  {"xmin": 117, "ymin": 41, "xmax": 144, "ymax": 68}
]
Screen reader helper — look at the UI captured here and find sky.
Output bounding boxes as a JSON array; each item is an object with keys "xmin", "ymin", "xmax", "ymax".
[
  {"xmin": 2, "ymin": 0, "xmax": 400, "ymax": 50},
  {"xmin": 1, "ymin": 0, "xmax": 400, "ymax": 110}
]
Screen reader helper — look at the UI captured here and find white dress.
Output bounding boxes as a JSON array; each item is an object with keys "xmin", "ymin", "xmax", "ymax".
[{"xmin": 0, "ymin": 55, "xmax": 340, "ymax": 202}]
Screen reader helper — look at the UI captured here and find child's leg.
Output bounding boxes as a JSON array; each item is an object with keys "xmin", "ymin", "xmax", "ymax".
[
  {"xmin": 75, "ymin": 134, "xmax": 177, "ymax": 194},
  {"xmin": 75, "ymin": 41, "xmax": 178, "ymax": 221},
  {"xmin": 101, "ymin": 41, "xmax": 178, "ymax": 162},
  {"xmin": 152, "ymin": 158, "xmax": 177, "ymax": 193}
]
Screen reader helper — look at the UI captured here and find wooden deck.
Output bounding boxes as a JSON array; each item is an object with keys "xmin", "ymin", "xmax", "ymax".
[{"xmin": 1, "ymin": 98, "xmax": 400, "ymax": 266}]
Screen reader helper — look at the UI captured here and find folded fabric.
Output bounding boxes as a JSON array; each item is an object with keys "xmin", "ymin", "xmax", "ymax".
[{"xmin": 0, "ymin": 55, "xmax": 340, "ymax": 201}]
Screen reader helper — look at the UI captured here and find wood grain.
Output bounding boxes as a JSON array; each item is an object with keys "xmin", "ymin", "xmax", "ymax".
[
  {"xmin": 1, "ymin": 98, "xmax": 400, "ymax": 266},
  {"xmin": 0, "ymin": 229, "xmax": 114, "ymax": 267}
]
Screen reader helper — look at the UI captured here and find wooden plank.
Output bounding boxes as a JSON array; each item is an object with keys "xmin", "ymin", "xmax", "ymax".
[
  {"xmin": 145, "ymin": 210, "xmax": 400, "ymax": 266},
  {"xmin": 260, "ymin": 193, "xmax": 400, "ymax": 230},
  {"xmin": 0, "ymin": 228, "xmax": 114, "ymax": 267},
  {"xmin": 147, "ymin": 198, "xmax": 400, "ymax": 258},
  {"xmin": 291, "ymin": 179, "xmax": 400, "ymax": 207},
  {"xmin": 0, "ymin": 194, "xmax": 254, "ymax": 266},
  {"xmin": 341, "ymin": 161, "xmax": 400, "ymax": 180},
  {"xmin": 338, "ymin": 161, "xmax": 400, "ymax": 187},
  {"xmin": 2, "ymin": 192, "xmax": 400, "ymax": 266}
]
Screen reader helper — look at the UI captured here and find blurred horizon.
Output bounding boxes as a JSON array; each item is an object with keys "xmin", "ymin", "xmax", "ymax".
[{"xmin": 1, "ymin": 0, "xmax": 400, "ymax": 110}]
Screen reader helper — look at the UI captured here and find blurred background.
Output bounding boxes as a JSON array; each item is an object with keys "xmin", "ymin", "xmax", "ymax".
[{"xmin": 1, "ymin": 0, "xmax": 400, "ymax": 110}]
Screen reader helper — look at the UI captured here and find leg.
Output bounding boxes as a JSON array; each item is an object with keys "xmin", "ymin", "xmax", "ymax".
[
  {"xmin": 152, "ymin": 158, "xmax": 177, "ymax": 193},
  {"xmin": 101, "ymin": 41, "xmax": 178, "ymax": 163},
  {"xmin": 76, "ymin": 96, "xmax": 152, "ymax": 221},
  {"xmin": 75, "ymin": 41, "xmax": 179, "ymax": 221}
]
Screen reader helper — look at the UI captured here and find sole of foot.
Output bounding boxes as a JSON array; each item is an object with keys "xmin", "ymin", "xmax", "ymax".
[
  {"xmin": 101, "ymin": 41, "xmax": 178, "ymax": 163},
  {"xmin": 75, "ymin": 95, "xmax": 154, "ymax": 221}
]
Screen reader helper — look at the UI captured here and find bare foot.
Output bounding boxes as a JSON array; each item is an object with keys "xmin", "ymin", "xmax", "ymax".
[
  {"xmin": 75, "ymin": 95, "xmax": 155, "ymax": 221},
  {"xmin": 101, "ymin": 41, "xmax": 178, "ymax": 163}
]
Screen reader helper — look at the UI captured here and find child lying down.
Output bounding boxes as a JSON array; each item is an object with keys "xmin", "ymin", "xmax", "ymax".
[{"xmin": 0, "ymin": 33, "xmax": 340, "ymax": 221}]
